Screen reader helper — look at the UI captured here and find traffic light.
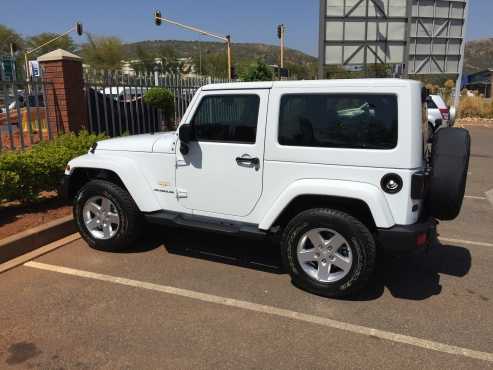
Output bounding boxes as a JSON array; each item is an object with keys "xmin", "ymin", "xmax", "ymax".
[
  {"xmin": 154, "ymin": 10, "xmax": 162, "ymax": 26},
  {"xmin": 277, "ymin": 25, "xmax": 283, "ymax": 39},
  {"xmin": 76, "ymin": 22, "xmax": 83, "ymax": 36}
]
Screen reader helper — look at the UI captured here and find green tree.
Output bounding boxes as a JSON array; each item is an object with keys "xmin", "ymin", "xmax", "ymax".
[
  {"xmin": 0, "ymin": 24, "xmax": 24, "ymax": 54},
  {"xmin": 130, "ymin": 45, "xmax": 156, "ymax": 73},
  {"xmin": 27, "ymin": 32, "xmax": 77, "ymax": 58},
  {"xmin": 192, "ymin": 51, "xmax": 228, "ymax": 78},
  {"xmin": 0, "ymin": 24, "xmax": 25, "ymax": 79},
  {"xmin": 367, "ymin": 63, "xmax": 392, "ymax": 78},
  {"xmin": 325, "ymin": 65, "xmax": 358, "ymax": 79},
  {"xmin": 156, "ymin": 46, "xmax": 190, "ymax": 75},
  {"xmin": 81, "ymin": 35, "xmax": 124, "ymax": 70},
  {"xmin": 240, "ymin": 60, "xmax": 273, "ymax": 81},
  {"xmin": 284, "ymin": 62, "xmax": 318, "ymax": 80}
]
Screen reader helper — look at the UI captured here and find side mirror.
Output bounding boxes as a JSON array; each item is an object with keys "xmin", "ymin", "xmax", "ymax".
[{"xmin": 179, "ymin": 124, "xmax": 194, "ymax": 143}]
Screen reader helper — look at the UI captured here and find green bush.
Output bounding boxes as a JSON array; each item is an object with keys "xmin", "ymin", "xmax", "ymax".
[
  {"xmin": 0, "ymin": 130, "xmax": 107, "ymax": 203},
  {"xmin": 143, "ymin": 87, "xmax": 175, "ymax": 119},
  {"xmin": 240, "ymin": 60, "xmax": 273, "ymax": 82}
]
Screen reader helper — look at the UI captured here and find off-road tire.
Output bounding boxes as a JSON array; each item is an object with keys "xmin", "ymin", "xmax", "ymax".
[
  {"xmin": 281, "ymin": 208, "xmax": 376, "ymax": 298},
  {"xmin": 428, "ymin": 127, "xmax": 471, "ymax": 220},
  {"xmin": 74, "ymin": 179, "xmax": 142, "ymax": 251}
]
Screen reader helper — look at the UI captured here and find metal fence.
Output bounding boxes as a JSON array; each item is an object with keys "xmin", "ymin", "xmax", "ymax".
[
  {"xmin": 84, "ymin": 71, "xmax": 229, "ymax": 137},
  {"xmin": 0, "ymin": 79, "xmax": 53, "ymax": 152}
]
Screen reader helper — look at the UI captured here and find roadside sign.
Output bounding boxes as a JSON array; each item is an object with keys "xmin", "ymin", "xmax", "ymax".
[
  {"xmin": 1, "ymin": 57, "xmax": 16, "ymax": 81},
  {"xmin": 319, "ymin": 0, "xmax": 469, "ymax": 77},
  {"xmin": 29, "ymin": 60, "xmax": 40, "ymax": 78}
]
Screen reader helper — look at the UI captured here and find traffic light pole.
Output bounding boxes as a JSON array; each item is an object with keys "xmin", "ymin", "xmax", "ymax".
[
  {"xmin": 280, "ymin": 25, "xmax": 285, "ymax": 69},
  {"xmin": 24, "ymin": 23, "xmax": 83, "ymax": 81},
  {"xmin": 154, "ymin": 11, "xmax": 233, "ymax": 79}
]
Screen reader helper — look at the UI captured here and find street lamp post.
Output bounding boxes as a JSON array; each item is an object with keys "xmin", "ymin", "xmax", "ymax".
[
  {"xmin": 24, "ymin": 22, "xmax": 83, "ymax": 80},
  {"xmin": 154, "ymin": 10, "xmax": 233, "ymax": 79}
]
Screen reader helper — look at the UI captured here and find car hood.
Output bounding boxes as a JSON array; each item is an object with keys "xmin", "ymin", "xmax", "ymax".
[{"xmin": 96, "ymin": 132, "xmax": 177, "ymax": 153}]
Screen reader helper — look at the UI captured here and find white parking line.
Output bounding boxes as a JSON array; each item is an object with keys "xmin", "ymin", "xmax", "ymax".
[
  {"xmin": 440, "ymin": 237, "xmax": 493, "ymax": 248},
  {"xmin": 24, "ymin": 261, "xmax": 493, "ymax": 363},
  {"xmin": 464, "ymin": 195, "xmax": 487, "ymax": 200}
]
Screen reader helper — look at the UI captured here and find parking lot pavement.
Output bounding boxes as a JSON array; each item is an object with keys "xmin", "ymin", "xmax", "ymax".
[{"xmin": 1, "ymin": 127, "xmax": 492, "ymax": 369}]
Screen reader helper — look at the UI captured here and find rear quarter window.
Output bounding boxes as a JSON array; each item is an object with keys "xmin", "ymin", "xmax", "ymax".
[{"xmin": 278, "ymin": 94, "xmax": 398, "ymax": 149}]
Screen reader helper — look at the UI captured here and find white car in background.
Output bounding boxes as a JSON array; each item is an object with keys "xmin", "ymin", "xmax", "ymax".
[{"xmin": 427, "ymin": 94, "xmax": 451, "ymax": 131}]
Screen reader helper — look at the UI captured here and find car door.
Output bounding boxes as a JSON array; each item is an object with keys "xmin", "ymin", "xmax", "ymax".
[{"xmin": 175, "ymin": 89, "xmax": 269, "ymax": 217}]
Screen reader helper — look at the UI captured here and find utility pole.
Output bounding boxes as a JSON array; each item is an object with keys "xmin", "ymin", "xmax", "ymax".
[
  {"xmin": 10, "ymin": 43, "xmax": 17, "ymax": 82},
  {"xmin": 154, "ymin": 10, "xmax": 233, "ymax": 79},
  {"xmin": 277, "ymin": 24, "xmax": 285, "ymax": 69}
]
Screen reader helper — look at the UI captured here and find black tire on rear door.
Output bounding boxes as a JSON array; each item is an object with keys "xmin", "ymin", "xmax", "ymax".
[
  {"xmin": 74, "ymin": 179, "xmax": 142, "ymax": 251},
  {"xmin": 428, "ymin": 127, "xmax": 471, "ymax": 221},
  {"xmin": 281, "ymin": 208, "xmax": 376, "ymax": 298}
]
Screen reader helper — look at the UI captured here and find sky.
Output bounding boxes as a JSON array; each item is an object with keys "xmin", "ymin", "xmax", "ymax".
[{"xmin": 2, "ymin": 0, "xmax": 492, "ymax": 57}]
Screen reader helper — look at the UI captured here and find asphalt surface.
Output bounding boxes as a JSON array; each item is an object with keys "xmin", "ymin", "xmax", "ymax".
[{"xmin": 1, "ymin": 126, "xmax": 493, "ymax": 370}]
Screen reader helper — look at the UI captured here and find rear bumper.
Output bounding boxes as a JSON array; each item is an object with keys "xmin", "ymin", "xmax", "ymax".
[{"xmin": 377, "ymin": 218, "xmax": 437, "ymax": 254}]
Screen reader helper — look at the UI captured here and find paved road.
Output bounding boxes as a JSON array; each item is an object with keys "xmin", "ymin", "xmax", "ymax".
[{"xmin": 1, "ymin": 127, "xmax": 492, "ymax": 369}]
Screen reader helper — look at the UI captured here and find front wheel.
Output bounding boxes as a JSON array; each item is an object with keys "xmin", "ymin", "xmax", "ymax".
[
  {"xmin": 281, "ymin": 208, "xmax": 376, "ymax": 298},
  {"xmin": 74, "ymin": 179, "xmax": 142, "ymax": 251}
]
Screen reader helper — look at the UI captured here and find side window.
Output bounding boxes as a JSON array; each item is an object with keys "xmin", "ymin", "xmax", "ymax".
[
  {"xmin": 191, "ymin": 95, "xmax": 260, "ymax": 144},
  {"xmin": 427, "ymin": 98, "xmax": 437, "ymax": 109},
  {"xmin": 278, "ymin": 94, "xmax": 398, "ymax": 149}
]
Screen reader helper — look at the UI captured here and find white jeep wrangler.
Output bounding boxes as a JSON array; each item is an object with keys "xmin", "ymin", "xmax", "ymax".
[{"xmin": 62, "ymin": 79, "xmax": 471, "ymax": 297}]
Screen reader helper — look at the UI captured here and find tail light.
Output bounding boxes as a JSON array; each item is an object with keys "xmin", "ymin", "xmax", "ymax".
[
  {"xmin": 411, "ymin": 171, "xmax": 428, "ymax": 200},
  {"xmin": 416, "ymin": 232, "xmax": 428, "ymax": 247},
  {"xmin": 439, "ymin": 108, "xmax": 449, "ymax": 121}
]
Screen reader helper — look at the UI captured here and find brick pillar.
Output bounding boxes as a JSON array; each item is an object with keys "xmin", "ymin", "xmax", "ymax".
[{"xmin": 38, "ymin": 49, "xmax": 86, "ymax": 134}]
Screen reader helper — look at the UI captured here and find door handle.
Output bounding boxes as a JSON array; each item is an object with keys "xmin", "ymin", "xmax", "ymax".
[{"xmin": 236, "ymin": 155, "xmax": 260, "ymax": 166}]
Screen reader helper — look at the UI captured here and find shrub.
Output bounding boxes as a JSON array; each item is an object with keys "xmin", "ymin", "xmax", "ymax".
[
  {"xmin": 240, "ymin": 60, "xmax": 273, "ymax": 82},
  {"xmin": 143, "ymin": 87, "xmax": 175, "ymax": 119},
  {"xmin": 0, "ymin": 130, "xmax": 107, "ymax": 203},
  {"xmin": 458, "ymin": 96, "xmax": 493, "ymax": 119}
]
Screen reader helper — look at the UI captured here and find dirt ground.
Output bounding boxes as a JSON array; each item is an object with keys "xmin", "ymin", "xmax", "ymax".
[{"xmin": 0, "ymin": 192, "xmax": 71, "ymax": 240}]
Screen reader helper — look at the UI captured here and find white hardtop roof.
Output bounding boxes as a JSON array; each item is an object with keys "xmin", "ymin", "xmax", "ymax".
[{"xmin": 201, "ymin": 79, "xmax": 421, "ymax": 91}]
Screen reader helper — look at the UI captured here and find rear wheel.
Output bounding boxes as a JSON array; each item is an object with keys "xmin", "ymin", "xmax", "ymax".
[
  {"xmin": 74, "ymin": 180, "xmax": 142, "ymax": 251},
  {"xmin": 281, "ymin": 208, "xmax": 376, "ymax": 298}
]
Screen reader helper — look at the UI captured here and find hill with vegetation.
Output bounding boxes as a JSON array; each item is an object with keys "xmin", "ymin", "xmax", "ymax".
[
  {"xmin": 464, "ymin": 38, "xmax": 493, "ymax": 75},
  {"xmin": 124, "ymin": 40, "xmax": 317, "ymax": 67}
]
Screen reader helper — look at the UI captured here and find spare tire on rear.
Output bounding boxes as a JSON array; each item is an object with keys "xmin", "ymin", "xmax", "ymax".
[{"xmin": 428, "ymin": 127, "xmax": 471, "ymax": 220}]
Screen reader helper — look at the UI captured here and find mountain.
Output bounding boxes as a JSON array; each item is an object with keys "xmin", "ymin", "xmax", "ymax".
[
  {"xmin": 464, "ymin": 38, "xmax": 493, "ymax": 75},
  {"xmin": 124, "ymin": 40, "xmax": 317, "ymax": 66},
  {"xmin": 124, "ymin": 38, "xmax": 493, "ymax": 77}
]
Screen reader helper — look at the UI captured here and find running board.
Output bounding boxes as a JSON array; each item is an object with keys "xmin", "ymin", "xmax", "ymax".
[{"xmin": 144, "ymin": 211, "xmax": 267, "ymax": 239}]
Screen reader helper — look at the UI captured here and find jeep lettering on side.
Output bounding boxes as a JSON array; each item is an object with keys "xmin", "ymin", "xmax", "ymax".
[{"xmin": 62, "ymin": 79, "xmax": 471, "ymax": 297}]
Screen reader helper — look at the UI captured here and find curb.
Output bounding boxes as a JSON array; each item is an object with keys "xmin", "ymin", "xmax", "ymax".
[{"xmin": 0, "ymin": 215, "xmax": 77, "ymax": 265}]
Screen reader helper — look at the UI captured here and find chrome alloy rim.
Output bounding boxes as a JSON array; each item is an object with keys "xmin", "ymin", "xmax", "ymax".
[
  {"xmin": 296, "ymin": 228, "xmax": 353, "ymax": 283},
  {"xmin": 82, "ymin": 196, "xmax": 120, "ymax": 240}
]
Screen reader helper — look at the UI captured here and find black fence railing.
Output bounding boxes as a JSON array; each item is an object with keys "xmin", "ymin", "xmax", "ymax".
[
  {"xmin": 0, "ymin": 79, "xmax": 52, "ymax": 152},
  {"xmin": 84, "ymin": 71, "xmax": 229, "ymax": 137}
]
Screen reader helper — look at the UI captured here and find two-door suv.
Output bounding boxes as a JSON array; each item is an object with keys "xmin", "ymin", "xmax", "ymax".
[{"xmin": 62, "ymin": 79, "xmax": 470, "ymax": 297}]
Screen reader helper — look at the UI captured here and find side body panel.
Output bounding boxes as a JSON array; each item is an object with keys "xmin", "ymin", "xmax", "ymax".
[
  {"xmin": 67, "ymin": 151, "xmax": 187, "ymax": 214},
  {"xmin": 174, "ymin": 89, "xmax": 270, "ymax": 217}
]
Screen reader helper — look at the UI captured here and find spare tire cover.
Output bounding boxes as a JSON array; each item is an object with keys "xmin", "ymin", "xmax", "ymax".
[{"xmin": 428, "ymin": 128, "xmax": 471, "ymax": 220}]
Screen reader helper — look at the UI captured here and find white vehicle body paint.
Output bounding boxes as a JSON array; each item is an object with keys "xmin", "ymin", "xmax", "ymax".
[{"xmin": 67, "ymin": 79, "xmax": 425, "ymax": 230}]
